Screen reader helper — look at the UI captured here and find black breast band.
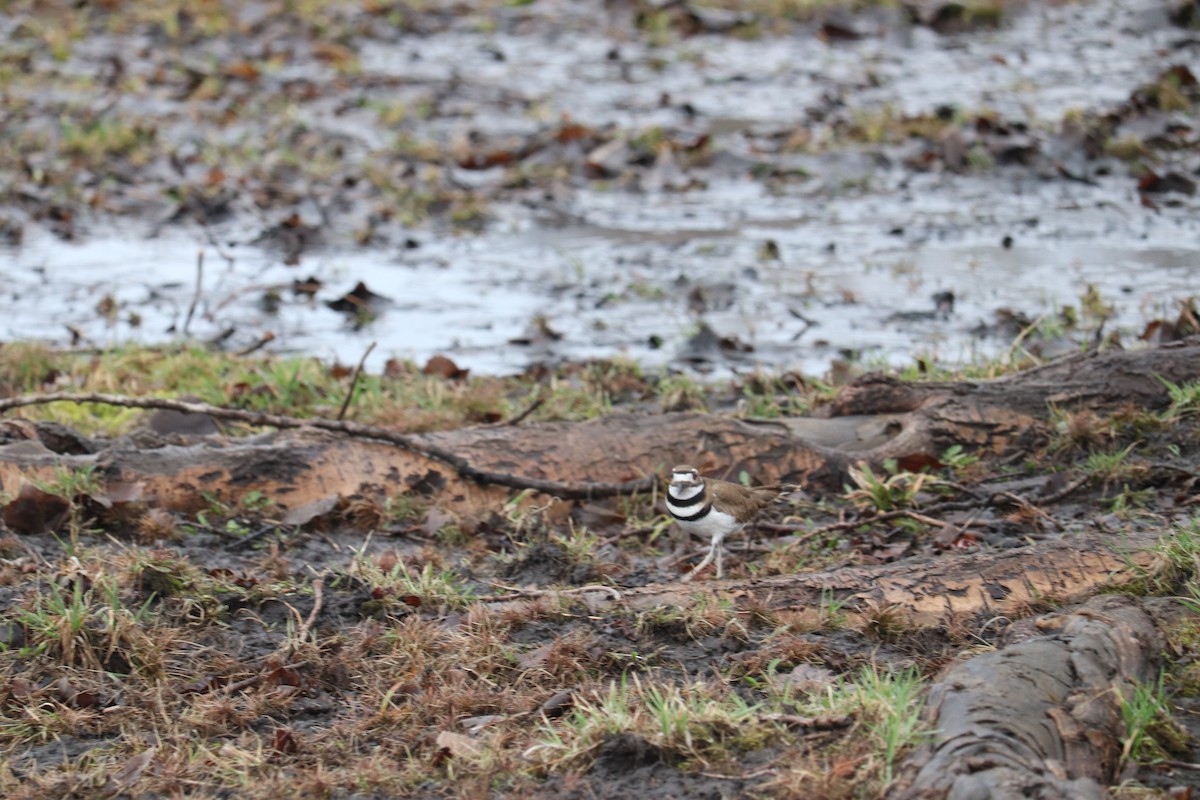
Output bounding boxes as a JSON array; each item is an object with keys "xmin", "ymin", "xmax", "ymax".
[{"xmin": 670, "ymin": 503, "xmax": 712, "ymax": 522}]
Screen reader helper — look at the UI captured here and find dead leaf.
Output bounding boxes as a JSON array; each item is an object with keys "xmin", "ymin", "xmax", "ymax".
[
  {"xmin": 517, "ymin": 643, "xmax": 552, "ymax": 670},
  {"xmin": 422, "ymin": 355, "xmax": 468, "ymax": 380},
  {"xmin": 2, "ymin": 483, "xmax": 72, "ymax": 534},
  {"xmin": 775, "ymin": 664, "xmax": 837, "ymax": 695},
  {"xmin": 436, "ymin": 731, "xmax": 481, "ymax": 758},
  {"xmin": 540, "ymin": 690, "xmax": 574, "ymax": 718},
  {"xmin": 325, "ymin": 281, "xmax": 389, "ymax": 316},
  {"xmin": 422, "ymin": 507, "xmax": 456, "ymax": 538},
  {"xmin": 383, "ymin": 358, "xmax": 414, "ymax": 379},
  {"xmin": 376, "ymin": 550, "xmax": 399, "ymax": 572},
  {"xmin": 312, "ymin": 40, "xmax": 355, "ymax": 67},
  {"xmin": 115, "ymin": 747, "xmax": 157, "ymax": 788},
  {"xmin": 272, "ymin": 728, "xmax": 299, "ymax": 754},
  {"xmin": 460, "ymin": 714, "xmax": 505, "ymax": 733},
  {"xmin": 281, "ymin": 495, "xmax": 340, "ymax": 526},
  {"xmin": 223, "ymin": 61, "xmax": 260, "ymax": 81}
]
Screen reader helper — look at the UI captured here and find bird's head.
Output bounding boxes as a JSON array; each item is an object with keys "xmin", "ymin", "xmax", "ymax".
[{"xmin": 670, "ymin": 465, "xmax": 701, "ymax": 488}]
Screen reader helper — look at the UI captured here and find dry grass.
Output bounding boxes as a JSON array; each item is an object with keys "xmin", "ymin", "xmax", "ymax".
[{"xmin": 3, "ymin": 345, "xmax": 1199, "ymax": 797}]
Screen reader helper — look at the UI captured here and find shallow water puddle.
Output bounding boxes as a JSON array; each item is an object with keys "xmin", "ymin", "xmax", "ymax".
[
  {"xmin": 3, "ymin": 187, "xmax": 1196, "ymax": 377},
  {"xmin": 1, "ymin": 0, "xmax": 1196, "ymax": 375}
]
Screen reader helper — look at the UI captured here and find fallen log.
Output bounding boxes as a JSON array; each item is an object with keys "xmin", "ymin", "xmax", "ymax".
[
  {"xmin": 828, "ymin": 336, "xmax": 1200, "ymax": 417},
  {"xmin": 885, "ymin": 595, "xmax": 1164, "ymax": 800},
  {"xmin": 0, "ymin": 339, "xmax": 1195, "ymax": 520},
  {"xmin": 0, "ymin": 414, "xmax": 818, "ymax": 520}
]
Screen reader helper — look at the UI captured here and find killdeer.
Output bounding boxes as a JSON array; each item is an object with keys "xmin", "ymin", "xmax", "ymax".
[{"xmin": 667, "ymin": 464, "xmax": 779, "ymax": 581}]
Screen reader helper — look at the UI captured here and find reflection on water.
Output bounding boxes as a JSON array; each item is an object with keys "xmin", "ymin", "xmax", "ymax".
[
  {"xmin": 3, "ymin": 194, "xmax": 1196, "ymax": 377},
  {"xmin": 1, "ymin": 0, "xmax": 1196, "ymax": 375}
]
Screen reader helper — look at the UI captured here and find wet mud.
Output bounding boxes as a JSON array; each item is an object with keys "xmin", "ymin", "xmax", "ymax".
[{"xmin": 1, "ymin": 0, "xmax": 1198, "ymax": 375}]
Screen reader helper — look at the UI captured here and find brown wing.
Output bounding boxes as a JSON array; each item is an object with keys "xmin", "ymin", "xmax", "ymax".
[{"xmin": 709, "ymin": 480, "xmax": 778, "ymax": 523}]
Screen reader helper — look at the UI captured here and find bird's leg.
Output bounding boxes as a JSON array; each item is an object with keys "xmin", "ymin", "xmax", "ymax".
[
  {"xmin": 682, "ymin": 546, "xmax": 714, "ymax": 582},
  {"xmin": 715, "ymin": 527, "xmax": 741, "ymax": 579},
  {"xmin": 683, "ymin": 533, "xmax": 722, "ymax": 582}
]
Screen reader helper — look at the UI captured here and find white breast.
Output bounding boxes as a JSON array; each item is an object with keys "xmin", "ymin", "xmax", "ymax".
[{"xmin": 668, "ymin": 503, "xmax": 741, "ymax": 541}]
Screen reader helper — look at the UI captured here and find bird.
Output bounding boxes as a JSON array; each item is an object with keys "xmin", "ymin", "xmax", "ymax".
[{"xmin": 666, "ymin": 464, "xmax": 779, "ymax": 581}]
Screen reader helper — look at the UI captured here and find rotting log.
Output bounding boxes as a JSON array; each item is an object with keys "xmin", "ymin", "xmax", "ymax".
[
  {"xmin": 0, "ymin": 414, "xmax": 820, "ymax": 521},
  {"xmin": 884, "ymin": 595, "xmax": 1164, "ymax": 800},
  {"xmin": 498, "ymin": 532, "xmax": 1159, "ymax": 631},
  {"xmin": 0, "ymin": 338, "xmax": 1196, "ymax": 520},
  {"xmin": 828, "ymin": 336, "xmax": 1200, "ymax": 417}
]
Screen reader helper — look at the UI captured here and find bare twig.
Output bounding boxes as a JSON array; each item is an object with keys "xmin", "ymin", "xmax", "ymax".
[
  {"xmin": 757, "ymin": 503, "xmax": 988, "ymax": 544},
  {"xmin": 994, "ymin": 490, "xmax": 1063, "ymax": 531},
  {"xmin": 504, "ymin": 396, "xmax": 543, "ymax": 426},
  {"xmin": 220, "ymin": 661, "xmax": 306, "ymax": 696},
  {"xmin": 0, "ymin": 392, "xmax": 658, "ymax": 499},
  {"xmin": 222, "ymin": 673, "xmax": 264, "ymax": 694},
  {"xmin": 296, "ymin": 578, "xmax": 324, "ymax": 643},
  {"xmin": 224, "ymin": 523, "xmax": 281, "ymax": 551},
  {"xmin": 476, "ymin": 582, "xmax": 624, "ymax": 604},
  {"xmin": 1037, "ymin": 473, "xmax": 1091, "ymax": 505},
  {"xmin": 337, "ymin": 341, "xmax": 376, "ymax": 421},
  {"xmin": 209, "ymin": 282, "xmax": 292, "ymax": 316},
  {"xmin": 182, "ymin": 250, "xmax": 204, "ymax": 336},
  {"xmin": 236, "ymin": 330, "xmax": 275, "ymax": 357}
]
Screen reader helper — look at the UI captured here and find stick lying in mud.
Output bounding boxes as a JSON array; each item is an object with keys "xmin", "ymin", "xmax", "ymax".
[{"xmin": 0, "ymin": 392, "xmax": 658, "ymax": 499}]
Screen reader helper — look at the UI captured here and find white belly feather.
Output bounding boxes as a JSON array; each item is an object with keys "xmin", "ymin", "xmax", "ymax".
[{"xmin": 667, "ymin": 502, "xmax": 741, "ymax": 541}]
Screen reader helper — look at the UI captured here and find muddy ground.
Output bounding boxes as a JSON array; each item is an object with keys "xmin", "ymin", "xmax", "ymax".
[
  {"xmin": 3, "ymin": 0, "xmax": 1200, "ymax": 798},
  {"xmin": 0, "ymin": 342, "xmax": 1199, "ymax": 799},
  {"xmin": 1, "ymin": 0, "xmax": 1199, "ymax": 374}
]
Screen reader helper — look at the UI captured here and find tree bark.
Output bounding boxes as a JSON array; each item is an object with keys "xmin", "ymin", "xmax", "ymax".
[
  {"xmin": 1, "ymin": 339, "xmax": 1196, "ymax": 521},
  {"xmin": 885, "ymin": 595, "xmax": 1164, "ymax": 800},
  {"xmin": 504, "ymin": 533, "xmax": 1159, "ymax": 631}
]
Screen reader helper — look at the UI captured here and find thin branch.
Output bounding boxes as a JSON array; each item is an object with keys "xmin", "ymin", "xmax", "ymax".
[
  {"xmin": 1038, "ymin": 473, "xmax": 1091, "ymax": 505},
  {"xmin": 993, "ymin": 490, "xmax": 1063, "ymax": 531},
  {"xmin": 296, "ymin": 578, "xmax": 324, "ymax": 643},
  {"xmin": 476, "ymin": 582, "xmax": 624, "ymax": 604},
  {"xmin": 337, "ymin": 341, "xmax": 376, "ymax": 421},
  {"xmin": 0, "ymin": 392, "xmax": 657, "ymax": 499},
  {"xmin": 182, "ymin": 250, "xmax": 204, "ymax": 336},
  {"xmin": 504, "ymin": 396, "xmax": 543, "ymax": 426},
  {"xmin": 236, "ymin": 330, "xmax": 275, "ymax": 357},
  {"xmin": 224, "ymin": 523, "xmax": 280, "ymax": 551}
]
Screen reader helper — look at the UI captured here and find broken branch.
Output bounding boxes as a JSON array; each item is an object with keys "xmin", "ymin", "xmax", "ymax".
[{"xmin": 0, "ymin": 392, "xmax": 657, "ymax": 499}]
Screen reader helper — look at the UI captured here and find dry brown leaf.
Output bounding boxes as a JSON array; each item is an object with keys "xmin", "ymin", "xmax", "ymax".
[
  {"xmin": 115, "ymin": 747, "xmax": 157, "ymax": 788},
  {"xmin": 436, "ymin": 731, "xmax": 481, "ymax": 758}
]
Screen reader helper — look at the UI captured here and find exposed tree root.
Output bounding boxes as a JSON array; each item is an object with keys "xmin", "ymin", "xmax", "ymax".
[
  {"xmin": 1, "ymin": 340, "xmax": 1197, "ymax": 518},
  {"xmin": 0, "ymin": 392, "xmax": 659, "ymax": 500},
  {"xmin": 886, "ymin": 595, "xmax": 1165, "ymax": 800},
  {"xmin": 490, "ymin": 532, "xmax": 1160, "ymax": 631}
]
